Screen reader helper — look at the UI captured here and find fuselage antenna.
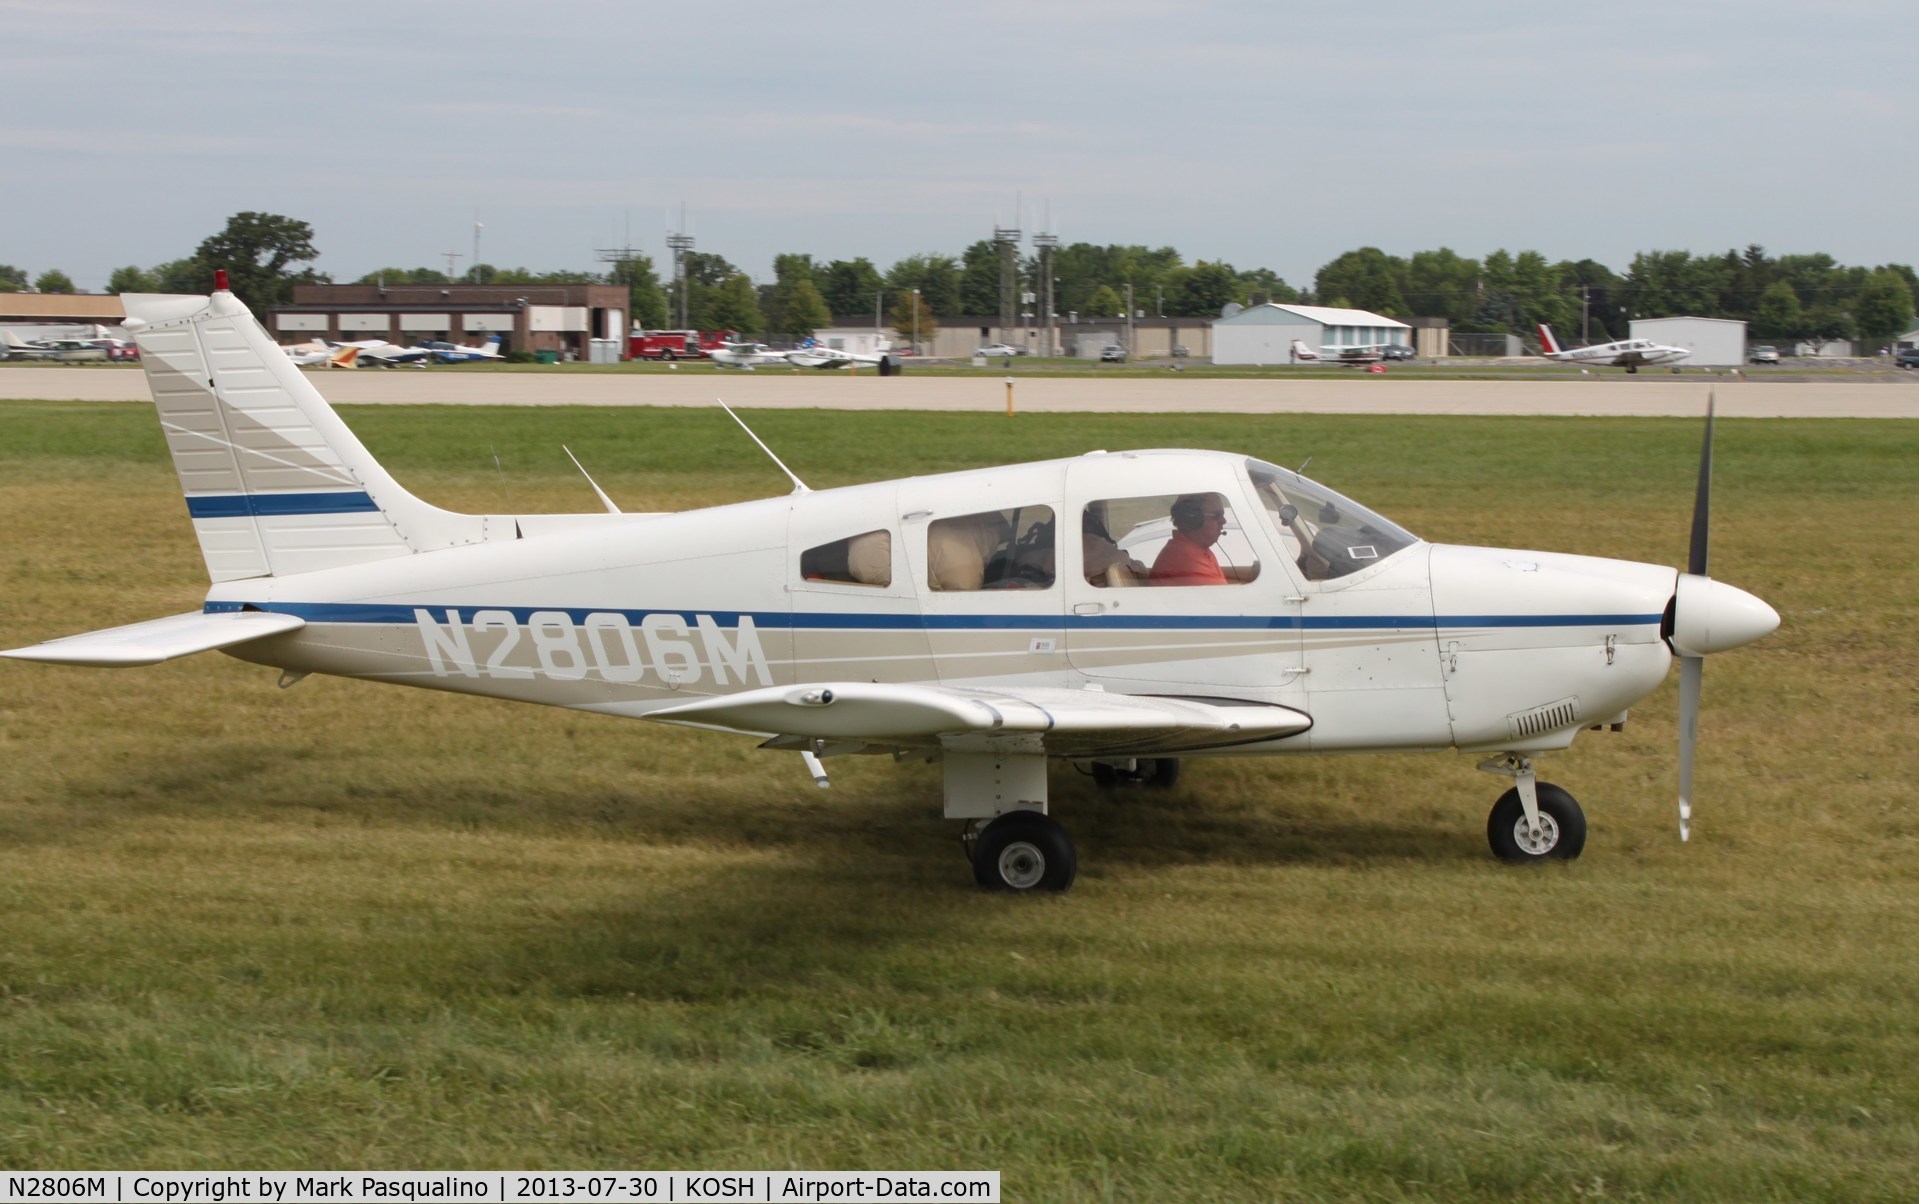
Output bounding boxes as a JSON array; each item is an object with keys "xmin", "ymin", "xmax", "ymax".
[{"xmin": 718, "ymin": 398, "xmax": 809, "ymax": 493}]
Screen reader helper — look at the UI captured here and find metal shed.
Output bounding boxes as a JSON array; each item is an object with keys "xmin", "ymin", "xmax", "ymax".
[{"xmin": 1629, "ymin": 316, "xmax": 1747, "ymax": 368}]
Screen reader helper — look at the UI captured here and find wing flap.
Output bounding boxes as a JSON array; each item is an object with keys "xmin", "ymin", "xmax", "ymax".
[
  {"xmin": 648, "ymin": 682, "xmax": 1310, "ymax": 756},
  {"xmin": 0, "ymin": 609, "xmax": 305, "ymax": 667}
]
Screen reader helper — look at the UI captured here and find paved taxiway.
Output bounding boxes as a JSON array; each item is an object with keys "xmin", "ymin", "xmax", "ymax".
[{"xmin": 3, "ymin": 366, "xmax": 1914, "ymax": 418}]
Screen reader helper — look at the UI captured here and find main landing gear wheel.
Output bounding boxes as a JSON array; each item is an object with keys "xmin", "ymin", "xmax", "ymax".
[
  {"xmin": 1487, "ymin": 783, "xmax": 1587, "ymax": 863},
  {"xmin": 972, "ymin": 811, "xmax": 1078, "ymax": 892},
  {"xmin": 1091, "ymin": 757, "xmax": 1180, "ymax": 790}
]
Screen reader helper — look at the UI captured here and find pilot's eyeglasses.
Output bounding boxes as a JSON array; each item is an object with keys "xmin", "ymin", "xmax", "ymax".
[{"xmin": 1201, "ymin": 510, "xmax": 1226, "ymax": 522}]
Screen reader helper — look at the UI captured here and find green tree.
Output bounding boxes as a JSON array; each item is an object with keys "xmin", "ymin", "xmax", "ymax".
[
  {"xmin": 0, "ymin": 264, "xmax": 29, "ymax": 291},
  {"xmin": 706, "ymin": 272, "xmax": 765, "ymax": 336},
  {"xmin": 1085, "ymin": 284, "xmax": 1125, "ymax": 320},
  {"xmin": 669, "ymin": 251, "xmax": 739, "ymax": 329},
  {"xmin": 107, "ymin": 265, "xmax": 160, "ymax": 294},
  {"xmin": 889, "ymin": 292, "xmax": 939, "ymax": 349},
  {"xmin": 1752, "ymin": 281, "xmax": 1803, "ymax": 339},
  {"xmin": 958, "ymin": 240, "xmax": 1002, "ymax": 317},
  {"xmin": 1851, "ymin": 269, "xmax": 1915, "ymax": 342},
  {"xmin": 607, "ymin": 254, "xmax": 668, "ymax": 330},
  {"xmin": 1234, "ymin": 267, "xmax": 1298, "ymax": 308},
  {"xmin": 34, "ymin": 269, "xmax": 75, "ymax": 294},
  {"xmin": 1168, "ymin": 260, "xmax": 1238, "ymax": 316},
  {"xmin": 1403, "ymin": 248, "xmax": 1479, "ymax": 324},
  {"xmin": 1314, "ymin": 247, "xmax": 1407, "ymax": 315},
  {"xmin": 884, "ymin": 254, "xmax": 961, "ymax": 316},
  {"xmin": 154, "ymin": 258, "xmax": 212, "ymax": 293},
  {"xmin": 355, "ymin": 267, "xmax": 451, "ymax": 285},
  {"xmin": 194, "ymin": 211, "xmax": 324, "ymax": 313},
  {"xmin": 1803, "ymin": 303, "xmax": 1855, "ymax": 341},
  {"xmin": 775, "ymin": 279, "xmax": 832, "ymax": 340},
  {"xmin": 818, "ymin": 258, "xmax": 884, "ymax": 318}
]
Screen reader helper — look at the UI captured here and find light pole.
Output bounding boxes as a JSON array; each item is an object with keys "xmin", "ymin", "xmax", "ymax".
[{"xmin": 911, "ymin": 288, "xmax": 921, "ymax": 355}]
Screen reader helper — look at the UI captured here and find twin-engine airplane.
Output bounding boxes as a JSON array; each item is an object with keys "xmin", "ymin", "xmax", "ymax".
[
  {"xmin": 1537, "ymin": 324, "xmax": 1692, "ymax": 373},
  {"xmin": 1, "ymin": 281, "xmax": 1780, "ymax": 892}
]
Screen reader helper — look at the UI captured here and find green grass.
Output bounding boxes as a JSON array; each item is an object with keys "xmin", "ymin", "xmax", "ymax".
[{"xmin": 3, "ymin": 401, "xmax": 1918, "ymax": 1199}]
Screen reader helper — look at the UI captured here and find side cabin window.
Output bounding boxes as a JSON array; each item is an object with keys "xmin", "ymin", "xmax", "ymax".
[
  {"xmin": 927, "ymin": 506, "xmax": 1055, "ymax": 591},
  {"xmin": 1084, "ymin": 493, "xmax": 1259, "ymax": 587},
  {"xmin": 801, "ymin": 530, "xmax": 892, "ymax": 587}
]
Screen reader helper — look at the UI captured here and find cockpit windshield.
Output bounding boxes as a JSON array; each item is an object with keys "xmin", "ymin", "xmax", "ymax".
[{"xmin": 1244, "ymin": 457, "xmax": 1419, "ymax": 581}]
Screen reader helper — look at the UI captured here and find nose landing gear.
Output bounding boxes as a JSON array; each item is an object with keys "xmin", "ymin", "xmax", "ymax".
[{"xmin": 1478, "ymin": 754, "xmax": 1587, "ymax": 862}]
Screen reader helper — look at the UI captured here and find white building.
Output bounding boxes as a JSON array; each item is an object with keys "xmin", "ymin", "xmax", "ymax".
[
  {"xmin": 1212, "ymin": 303, "xmax": 1411, "ymax": 365},
  {"xmin": 1628, "ymin": 316, "xmax": 1746, "ymax": 368}
]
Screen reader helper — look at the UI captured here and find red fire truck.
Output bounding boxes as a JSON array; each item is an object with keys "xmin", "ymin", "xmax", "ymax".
[{"xmin": 627, "ymin": 330, "xmax": 737, "ymax": 360}]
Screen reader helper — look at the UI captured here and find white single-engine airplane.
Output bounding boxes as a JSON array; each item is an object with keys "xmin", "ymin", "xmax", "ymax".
[
  {"xmin": 1537, "ymin": 324, "xmax": 1692, "ymax": 373},
  {"xmin": 708, "ymin": 340, "xmax": 792, "ymax": 370},
  {"xmin": 1, "ymin": 281, "xmax": 1780, "ymax": 891},
  {"xmin": 783, "ymin": 339, "xmax": 903, "ymax": 376}
]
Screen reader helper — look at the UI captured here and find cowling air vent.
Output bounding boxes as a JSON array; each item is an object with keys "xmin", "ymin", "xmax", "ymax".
[{"xmin": 1508, "ymin": 697, "xmax": 1582, "ymax": 740}]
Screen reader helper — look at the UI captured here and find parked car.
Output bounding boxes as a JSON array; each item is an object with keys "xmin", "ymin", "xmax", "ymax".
[
  {"xmin": 1748, "ymin": 345, "xmax": 1780, "ymax": 364},
  {"xmin": 1895, "ymin": 347, "xmax": 1919, "ymax": 370},
  {"xmin": 1099, "ymin": 344, "xmax": 1127, "ymax": 363},
  {"xmin": 976, "ymin": 343, "xmax": 1021, "ymax": 358},
  {"xmin": 1380, "ymin": 344, "xmax": 1417, "ymax": 361},
  {"xmin": 1170, "ymin": 344, "xmax": 1189, "ymax": 358}
]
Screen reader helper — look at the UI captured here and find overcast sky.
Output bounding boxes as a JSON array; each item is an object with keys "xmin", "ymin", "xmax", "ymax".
[{"xmin": 6, "ymin": 0, "xmax": 1912, "ymax": 294}]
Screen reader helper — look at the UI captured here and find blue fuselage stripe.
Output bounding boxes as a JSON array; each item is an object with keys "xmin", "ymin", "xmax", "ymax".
[
  {"xmin": 203, "ymin": 600, "xmax": 1664, "ymax": 632},
  {"xmin": 187, "ymin": 492, "xmax": 380, "ymax": 518}
]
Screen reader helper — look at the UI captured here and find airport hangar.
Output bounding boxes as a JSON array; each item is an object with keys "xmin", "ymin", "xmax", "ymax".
[
  {"xmin": 1211, "ymin": 302, "xmax": 1421, "ymax": 364},
  {"xmin": 267, "ymin": 283, "xmax": 630, "ymax": 361},
  {"xmin": 1628, "ymin": 316, "xmax": 1748, "ymax": 368}
]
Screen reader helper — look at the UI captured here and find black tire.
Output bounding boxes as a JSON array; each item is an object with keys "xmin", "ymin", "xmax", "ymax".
[
  {"xmin": 1090, "ymin": 757, "xmax": 1180, "ymax": 790},
  {"xmin": 661, "ymin": 349, "xmax": 676, "ymax": 361},
  {"xmin": 1487, "ymin": 783, "xmax": 1586, "ymax": 862},
  {"xmin": 973, "ymin": 811, "xmax": 1077, "ymax": 892}
]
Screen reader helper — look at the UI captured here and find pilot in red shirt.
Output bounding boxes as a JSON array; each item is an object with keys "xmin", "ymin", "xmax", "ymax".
[{"xmin": 1150, "ymin": 493, "xmax": 1229, "ymax": 585}]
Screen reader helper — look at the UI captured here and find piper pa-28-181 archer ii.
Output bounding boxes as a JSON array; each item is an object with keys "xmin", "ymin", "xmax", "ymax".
[
  {"xmin": 1, "ymin": 279, "xmax": 1779, "ymax": 892},
  {"xmin": 1537, "ymin": 324, "xmax": 1692, "ymax": 373}
]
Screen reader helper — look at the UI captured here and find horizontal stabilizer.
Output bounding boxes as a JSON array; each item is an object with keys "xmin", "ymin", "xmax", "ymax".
[
  {"xmin": 648, "ymin": 682, "xmax": 1310, "ymax": 756},
  {"xmin": 0, "ymin": 609, "xmax": 305, "ymax": 667}
]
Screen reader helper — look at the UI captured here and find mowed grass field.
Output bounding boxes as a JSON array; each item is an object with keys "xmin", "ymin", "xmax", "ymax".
[{"xmin": 2, "ymin": 400, "xmax": 1916, "ymax": 1200}]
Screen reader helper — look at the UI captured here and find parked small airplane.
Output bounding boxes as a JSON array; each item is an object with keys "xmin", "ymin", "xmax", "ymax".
[
  {"xmin": 1290, "ymin": 339, "xmax": 1384, "ymax": 366},
  {"xmin": 422, "ymin": 335, "xmax": 505, "ymax": 364},
  {"xmin": 3, "ymin": 332, "xmax": 109, "ymax": 362},
  {"xmin": 1, "ymin": 281, "xmax": 1779, "ymax": 892},
  {"xmin": 709, "ymin": 340, "xmax": 793, "ymax": 370},
  {"xmin": 349, "ymin": 340, "xmax": 434, "ymax": 368},
  {"xmin": 1537, "ymin": 324, "xmax": 1691, "ymax": 373},
  {"xmin": 282, "ymin": 340, "xmax": 361, "ymax": 368},
  {"xmin": 783, "ymin": 339, "xmax": 903, "ymax": 376}
]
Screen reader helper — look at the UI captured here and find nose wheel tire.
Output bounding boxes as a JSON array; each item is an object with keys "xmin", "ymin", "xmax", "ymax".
[
  {"xmin": 1487, "ymin": 783, "xmax": 1587, "ymax": 862},
  {"xmin": 972, "ymin": 811, "xmax": 1078, "ymax": 892}
]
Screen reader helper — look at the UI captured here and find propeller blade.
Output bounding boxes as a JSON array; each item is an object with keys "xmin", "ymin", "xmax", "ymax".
[
  {"xmin": 1678, "ymin": 654, "xmax": 1702, "ymax": 841},
  {"xmin": 1688, "ymin": 392, "xmax": 1715, "ymax": 577}
]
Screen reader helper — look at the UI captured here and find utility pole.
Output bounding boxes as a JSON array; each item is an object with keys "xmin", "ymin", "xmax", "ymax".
[
  {"xmin": 1581, "ymin": 285, "xmax": 1591, "ymax": 344},
  {"xmin": 442, "ymin": 250, "xmax": 464, "ymax": 281}
]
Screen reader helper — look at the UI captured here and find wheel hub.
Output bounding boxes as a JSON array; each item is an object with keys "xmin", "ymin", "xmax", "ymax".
[
  {"xmin": 1512, "ymin": 814, "xmax": 1560, "ymax": 856},
  {"xmin": 997, "ymin": 840, "xmax": 1046, "ymax": 889}
]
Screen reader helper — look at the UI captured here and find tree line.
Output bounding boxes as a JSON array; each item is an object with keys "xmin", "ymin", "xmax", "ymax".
[{"xmin": 9, "ymin": 213, "xmax": 1915, "ymax": 344}]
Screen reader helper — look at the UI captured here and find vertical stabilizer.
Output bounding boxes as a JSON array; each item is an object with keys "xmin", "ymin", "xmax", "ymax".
[
  {"xmin": 1536, "ymin": 324, "xmax": 1563, "ymax": 355},
  {"xmin": 122, "ymin": 289, "xmax": 489, "ymax": 582}
]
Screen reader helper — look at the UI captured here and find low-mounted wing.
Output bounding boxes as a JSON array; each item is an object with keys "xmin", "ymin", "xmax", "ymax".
[
  {"xmin": 647, "ymin": 681, "xmax": 1310, "ymax": 758},
  {"xmin": 1, "ymin": 609, "xmax": 305, "ymax": 667}
]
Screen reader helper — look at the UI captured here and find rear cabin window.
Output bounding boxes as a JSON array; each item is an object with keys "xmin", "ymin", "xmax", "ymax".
[
  {"xmin": 1084, "ymin": 494, "xmax": 1260, "ymax": 587},
  {"xmin": 801, "ymin": 530, "xmax": 892, "ymax": 587},
  {"xmin": 927, "ymin": 506, "xmax": 1055, "ymax": 590}
]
